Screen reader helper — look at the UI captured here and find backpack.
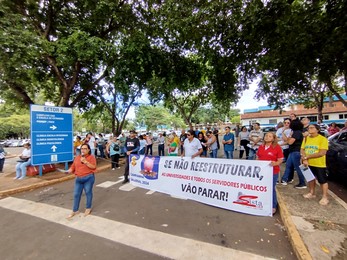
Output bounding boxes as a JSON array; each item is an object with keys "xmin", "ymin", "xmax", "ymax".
[{"xmin": 113, "ymin": 143, "xmax": 120, "ymax": 152}]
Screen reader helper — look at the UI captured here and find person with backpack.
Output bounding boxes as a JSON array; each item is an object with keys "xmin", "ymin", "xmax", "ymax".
[{"xmin": 106, "ymin": 136, "xmax": 121, "ymax": 170}]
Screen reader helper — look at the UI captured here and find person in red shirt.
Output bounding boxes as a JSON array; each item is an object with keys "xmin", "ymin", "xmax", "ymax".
[
  {"xmin": 257, "ymin": 132, "xmax": 284, "ymax": 214},
  {"xmin": 67, "ymin": 144, "xmax": 97, "ymax": 219},
  {"xmin": 328, "ymin": 122, "xmax": 340, "ymax": 136}
]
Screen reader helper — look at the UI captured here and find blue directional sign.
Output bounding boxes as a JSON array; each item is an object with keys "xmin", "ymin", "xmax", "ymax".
[{"xmin": 30, "ymin": 105, "xmax": 73, "ymax": 165}]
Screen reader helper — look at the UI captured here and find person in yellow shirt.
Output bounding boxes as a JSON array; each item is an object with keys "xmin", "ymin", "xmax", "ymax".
[
  {"xmin": 73, "ymin": 136, "xmax": 84, "ymax": 156},
  {"xmin": 172, "ymin": 132, "xmax": 180, "ymax": 148},
  {"xmin": 300, "ymin": 124, "xmax": 329, "ymax": 205}
]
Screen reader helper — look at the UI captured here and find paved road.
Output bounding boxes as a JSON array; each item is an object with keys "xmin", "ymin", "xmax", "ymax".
[
  {"xmin": 0, "ymin": 167, "xmax": 296, "ymax": 259},
  {"xmin": 4, "ymin": 146, "xmax": 347, "ymax": 203}
]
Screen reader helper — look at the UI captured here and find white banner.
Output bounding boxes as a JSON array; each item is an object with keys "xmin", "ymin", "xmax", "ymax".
[{"xmin": 129, "ymin": 155, "xmax": 273, "ymax": 216}]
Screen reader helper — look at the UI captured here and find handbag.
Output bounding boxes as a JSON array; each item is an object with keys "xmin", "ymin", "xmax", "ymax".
[{"xmin": 17, "ymin": 156, "xmax": 29, "ymax": 162}]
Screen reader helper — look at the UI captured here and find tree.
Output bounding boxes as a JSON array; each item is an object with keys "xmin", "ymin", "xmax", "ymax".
[
  {"xmin": 249, "ymin": 0, "xmax": 347, "ymax": 108},
  {"xmin": 135, "ymin": 105, "xmax": 185, "ymax": 131},
  {"xmin": 93, "ymin": 83, "xmax": 143, "ymax": 135},
  {"xmin": 0, "ymin": 114, "xmax": 30, "ymax": 139},
  {"xmin": 0, "ymin": 0, "xmax": 147, "ymax": 108}
]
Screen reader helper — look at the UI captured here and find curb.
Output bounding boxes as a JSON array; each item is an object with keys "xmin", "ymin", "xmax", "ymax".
[
  {"xmin": 277, "ymin": 190, "xmax": 312, "ymax": 260},
  {"xmin": 0, "ymin": 164, "xmax": 111, "ymax": 198}
]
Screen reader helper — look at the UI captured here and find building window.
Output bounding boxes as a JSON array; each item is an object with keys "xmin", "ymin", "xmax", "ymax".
[
  {"xmin": 269, "ymin": 119, "xmax": 277, "ymax": 124},
  {"xmin": 324, "ymin": 115, "xmax": 329, "ymax": 120},
  {"xmin": 341, "ymin": 114, "xmax": 347, "ymax": 119},
  {"xmin": 308, "ymin": 116, "xmax": 317, "ymax": 122}
]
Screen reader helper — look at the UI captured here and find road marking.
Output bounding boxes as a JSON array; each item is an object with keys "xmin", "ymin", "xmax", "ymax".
[
  {"xmin": 146, "ymin": 190, "xmax": 155, "ymax": 195},
  {"xmin": 119, "ymin": 182, "xmax": 136, "ymax": 191},
  {"xmin": 96, "ymin": 181, "xmax": 118, "ymax": 188},
  {"xmin": 0, "ymin": 197, "xmax": 275, "ymax": 260}
]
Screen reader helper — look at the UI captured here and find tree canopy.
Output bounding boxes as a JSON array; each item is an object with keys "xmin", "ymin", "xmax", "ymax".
[{"xmin": 0, "ymin": 0, "xmax": 346, "ymax": 130}]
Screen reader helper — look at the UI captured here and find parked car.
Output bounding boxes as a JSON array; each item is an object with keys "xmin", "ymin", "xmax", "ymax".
[
  {"xmin": 3, "ymin": 140, "xmax": 13, "ymax": 147},
  {"xmin": 261, "ymin": 126, "xmax": 277, "ymax": 133},
  {"xmin": 8, "ymin": 140, "xmax": 24, "ymax": 147},
  {"xmin": 326, "ymin": 130, "xmax": 347, "ymax": 183}
]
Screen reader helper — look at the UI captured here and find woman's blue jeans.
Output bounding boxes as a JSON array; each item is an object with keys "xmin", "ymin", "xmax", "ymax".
[
  {"xmin": 15, "ymin": 159, "xmax": 31, "ymax": 178},
  {"xmin": 281, "ymin": 151, "xmax": 306, "ymax": 186},
  {"xmin": 73, "ymin": 174, "xmax": 95, "ymax": 212},
  {"xmin": 273, "ymin": 174, "xmax": 279, "ymax": 209},
  {"xmin": 210, "ymin": 149, "xmax": 218, "ymax": 158},
  {"xmin": 98, "ymin": 145, "xmax": 105, "ymax": 158},
  {"xmin": 224, "ymin": 150, "xmax": 234, "ymax": 159}
]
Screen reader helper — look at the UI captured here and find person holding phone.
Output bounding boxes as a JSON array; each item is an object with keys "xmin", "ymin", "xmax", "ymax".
[
  {"xmin": 301, "ymin": 124, "xmax": 329, "ymax": 206},
  {"xmin": 66, "ymin": 144, "xmax": 97, "ymax": 219}
]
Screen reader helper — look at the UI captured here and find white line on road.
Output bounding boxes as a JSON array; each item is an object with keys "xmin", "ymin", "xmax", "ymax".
[
  {"xmin": 119, "ymin": 182, "xmax": 136, "ymax": 191},
  {"xmin": 0, "ymin": 197, "xmax": 275, "ymax": 260},
  {"xmin": 96, "ymin": 181, "xmax": 118, "ymax": 188}
]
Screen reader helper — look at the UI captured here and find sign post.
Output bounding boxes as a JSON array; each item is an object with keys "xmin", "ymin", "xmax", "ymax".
[{"xmin": 30, "ymin": 105, "xmax": 73, "ymax": 175}]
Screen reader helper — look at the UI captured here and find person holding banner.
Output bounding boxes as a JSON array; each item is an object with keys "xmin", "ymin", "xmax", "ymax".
[
  {"xmin": 182, "ymin": 130, "xmax": 203, "ymax": 159},
  {"xmin": 300, "ymin": 124, "xmax": 329, "ymax": 206},
  {"xmin": 257, "ymin": 132, "xmax": 284, "ymax": 214},
  {"xmin": 123, "ymin": 130, "xmax": 140, "ymax": 184}
]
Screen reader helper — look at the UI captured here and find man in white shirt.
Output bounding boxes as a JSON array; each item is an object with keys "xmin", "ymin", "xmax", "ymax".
[
  {"xmin": 157, "ymin": 133, "xmax": 165, "ymax": 156},
  {"xmin": 248, "ymin": 123, "xmax": 264, "ymax": 160},
  {"xmin": 182, "ymin": 130, "xmax": 203, "ymax": 159}
]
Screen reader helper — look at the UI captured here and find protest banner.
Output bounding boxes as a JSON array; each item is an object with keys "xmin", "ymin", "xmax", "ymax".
[{"xmin": 129, "ymin": 155, "xmax": 273, "ymax": 216}]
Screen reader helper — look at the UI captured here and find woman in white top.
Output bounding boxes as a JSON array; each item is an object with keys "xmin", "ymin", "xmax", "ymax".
[
  {"xmin": 138, "ymin": 135, "xmax": 147, "ymax": 155},
  {"xmin": 182, "ymin": 130, "xmax": 203, "ymax": 158},
  {"xmin": 14, "ymin": 142, "xmax": 32, "ymax": 180},
  {"xmin": 276, "ymin": 118, "xmax": 293, "ymax": 162},
  {"xmin": 238, "ymin": 126, "xmax": 250, "ymax": 159},
  {"xmin": 206, "ymin": 131, "xmax": 218, "ymax": 158}
]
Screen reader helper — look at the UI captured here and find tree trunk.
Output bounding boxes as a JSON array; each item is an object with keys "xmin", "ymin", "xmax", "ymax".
[{"xmin": 326, "ymin": 78, "xmax": 347, "ymax": 107}]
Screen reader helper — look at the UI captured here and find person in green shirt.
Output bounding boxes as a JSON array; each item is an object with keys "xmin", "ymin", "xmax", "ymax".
[{"xmin": 167, "ymin": 135, "xmax": 178, "ymax": 156}]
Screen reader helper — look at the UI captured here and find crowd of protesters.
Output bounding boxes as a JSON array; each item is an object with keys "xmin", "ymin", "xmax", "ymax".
[{"xmin": 62, "ymin": 117, "xmax": 347, "ymax": 217}]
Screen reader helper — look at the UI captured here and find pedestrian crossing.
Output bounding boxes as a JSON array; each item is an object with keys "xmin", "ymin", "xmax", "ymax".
[{"xmin": 0, "ymin": 197, "xmax": 276, "ymax": 260}]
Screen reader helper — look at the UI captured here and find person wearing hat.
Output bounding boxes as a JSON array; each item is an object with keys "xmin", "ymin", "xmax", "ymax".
[{"xmin": 123, "ymin": 130, "xmax": 140, "ymax": 183}]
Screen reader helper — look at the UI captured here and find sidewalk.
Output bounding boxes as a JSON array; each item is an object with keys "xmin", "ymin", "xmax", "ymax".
[
  {"xmin": 0, "ymin": 157, "xmax": 346, "ymax": 259},
  {"xmin": 277, "ymin": 181, "xmax": 347, "ymax": 260}
]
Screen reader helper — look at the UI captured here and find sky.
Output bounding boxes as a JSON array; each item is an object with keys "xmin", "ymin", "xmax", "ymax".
[
  {"xmin": 235, "ymin": 84, "xmax": 268, "ymax": 113},
  {"xmin": 127, "ymin": 83, "xmax": 269, "ymax": 119}
]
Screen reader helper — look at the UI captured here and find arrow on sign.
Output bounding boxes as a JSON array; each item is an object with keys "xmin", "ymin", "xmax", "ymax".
[
  {"xmin": 50, "ymin": 125, "xmax": 57, "ymax": 130},
  {"xmin": 51, "ymin": 145, "xmax": 57, "ymax": 152}
]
